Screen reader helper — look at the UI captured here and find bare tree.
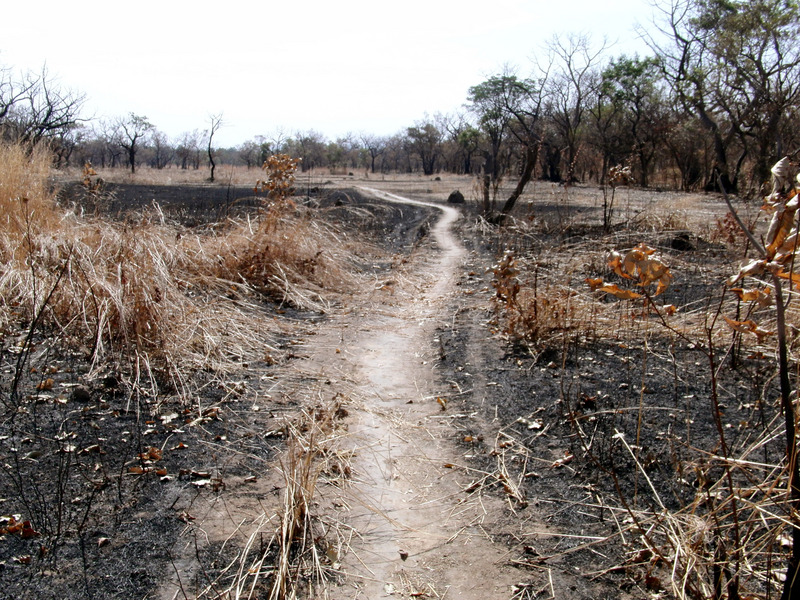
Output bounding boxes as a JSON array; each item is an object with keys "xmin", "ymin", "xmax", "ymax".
[
  {"xmin": 149, "ymin": 130, "xmax": 173, "ymax": 169},
  {"xmin": 544, "ymin": 33, "xmax": 608, "ymax": 183},
  {"xmin": 93, "ymin": 120, "xmax": 124, "ymax": 168},
  {"xmin": 176, "ymin": 130, "xmax": 202, "ymax": 170},
  {"xmin": 0, "ymin": 65, "xmax": 32, "ymax": 122},
  {"xmin": 0, "ymin": 64, "xmax": 86, "ymax": 145},
  {"xmin": 287, "ymin": 130, "xmax": 327, "ymax": 171},
  {"xmin": 237, "ymin": 139, "xmax": 261, "ymax": 169},
  {"xmin": 643, "ymin": 0, "xmax": 800, "ymax": 192},
  {"xmin": 116, "ymin": 113, "xmax": 153, "ymax": 174},
  {"xmin": 359, "ymin": 133, "xmax": 387, "ymax": 173},
  {"xmin": 206, "ymin": 113, "xmax": 223, "ymax": 182}
]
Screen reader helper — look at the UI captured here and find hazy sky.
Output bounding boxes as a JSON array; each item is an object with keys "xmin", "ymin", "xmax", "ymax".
[{"xmin": 2, "ymin": 0, "xmax": 658, "ymax": 147}]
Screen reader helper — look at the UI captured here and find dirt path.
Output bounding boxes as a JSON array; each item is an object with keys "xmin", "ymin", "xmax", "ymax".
[{"xmin": 293, "ymin": 189, "xmax": 528, "ymax": 598}]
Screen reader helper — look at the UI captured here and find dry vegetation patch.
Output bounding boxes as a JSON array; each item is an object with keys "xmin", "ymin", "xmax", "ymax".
[
  {"xmin": 0, "ymin": 144, "xmax": 386, "ymax": 599},
  {"xmin": 440, "ymin": 179, "xmax": 800, "ymax": 600}
]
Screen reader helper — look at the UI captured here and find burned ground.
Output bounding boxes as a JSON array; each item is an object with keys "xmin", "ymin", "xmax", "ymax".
[{"xmin": 1, "ymin": 177, "xmax": 792, "ymax": 599}]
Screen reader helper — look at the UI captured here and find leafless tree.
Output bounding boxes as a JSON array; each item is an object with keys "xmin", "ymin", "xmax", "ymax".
[
  {"xmin": 116, "ymin": 113, "xmax": 153, "ymax": 174},
  {"xmin": 237, "ymin": 139, "xmax": 261, "ymax": 169},
  {"xmin": 206, "ymin": 113, "xmax": 223, "ymax": 182},
  {"xmin": 149, "ymin": 130, "xmax": 173, "ymax": 170},
  {"xmin": 643, "ymin": 0, "xmax": 800, "ymax": 192},
  {"xmin": 176, "ymin": 130, "xmax": 202, "ymax": 170},
  {"xmin": 544, "ymin": 33, "xmax": 608, "ymax": 183},
  {"xmin": 0, "ymin": 64, "xmax": 86, "ymax": 145},
  {"xmin": 93, "ymin": 120, "xmax": 124, "ymax": 168},
  {"xmin": 359, "ymin": 133, "xmax": 387, "ymax": 173},
  {"xmin": 287, "ymin": 130, "xmax": 327, "ymax": 171}
]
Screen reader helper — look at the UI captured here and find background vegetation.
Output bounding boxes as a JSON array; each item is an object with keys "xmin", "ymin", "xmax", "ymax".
[{"xmin": 2, "ymin": 0, "xmax": 797, "ymax": 203}]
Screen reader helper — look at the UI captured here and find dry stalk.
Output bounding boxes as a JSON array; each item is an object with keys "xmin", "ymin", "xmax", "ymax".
[{"xmin": 207, "ymin": 401, "xmax": 343, "ymax": 600}]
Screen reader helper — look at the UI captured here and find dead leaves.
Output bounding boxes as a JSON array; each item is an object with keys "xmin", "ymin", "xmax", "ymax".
[
  {"xmin": 587, "ymin": 243, "xmax": 672, "ymax": 307},
  {"xmin": 36, "ymin": 378, "xmax": 54, "ymax": 391},
  {"xmin": 596, "ymin": 283, "xmax": 642, "ymax": 300},
  {"xmin": 128, "ymin": 445, "xmax": 170, "ymax": 478},
  {"xmin": 614, "ymin": 244, "xmax": 673, "ymax": 294},
  {"xmin": 0, "ymin": 515, "xmax": 40, "ymax": 539},
  {"xmin": 254, "ymin": 153, "xmax": 301, "ymax": 202},
  {"xmin": 729, "ymin": 287, "xmax": 772, "ymax": 307},
  {"xmin": 723, "ymin": 316, "xmax": 774, "ymax": 341},
  {"xmin": 551, "ymin": 451, "xmax": 574, "ymax": 469},
  {"xmin": 585, "ymin": 277, "xmax": 604, "ymax": 291},
  {"xmin": 724, "ymin": 158, "xmax": 800, "ymax": 337},
  {"xmin": 138, "ymin": 446, "xmax": 163, "ymax": 462},
  {"xmin": 728, "ymin": 259, "xmax": 767, "ymax": 285}
]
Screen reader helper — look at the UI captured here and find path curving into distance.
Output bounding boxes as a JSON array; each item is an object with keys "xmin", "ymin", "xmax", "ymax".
[{"xmin": 314, "ymin": 187, "xmax": 525, "ymax": 599}]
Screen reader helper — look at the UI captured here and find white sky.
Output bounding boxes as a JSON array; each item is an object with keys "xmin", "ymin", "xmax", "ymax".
[{"xmin": 1, "ymin": 0, "xmax": 658, "ymax": 147}]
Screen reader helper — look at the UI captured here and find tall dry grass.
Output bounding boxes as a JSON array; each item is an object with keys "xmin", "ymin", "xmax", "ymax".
[{"xmin": 0, "ymin": 142, "xmax": 357, "ymax": 401}]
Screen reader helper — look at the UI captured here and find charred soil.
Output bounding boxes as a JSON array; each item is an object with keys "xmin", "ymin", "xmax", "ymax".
[{"xmin": 0, "ymin": 177, "xmax": 792, "ymax": 599}]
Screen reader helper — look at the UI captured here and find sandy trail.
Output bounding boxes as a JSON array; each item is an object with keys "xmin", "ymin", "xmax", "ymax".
[
  {"xmin": 309, "ymin": 189, "xmax": 524, "ymax": 599},
  {"xmin": 154, "ymin": 189, "xmax": 528, "ymax": 600}
]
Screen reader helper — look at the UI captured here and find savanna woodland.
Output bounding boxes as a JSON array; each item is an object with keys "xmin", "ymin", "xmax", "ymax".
[{"xmin": 2, "ymin": 0, "xmax": 800, "ymax": 599}]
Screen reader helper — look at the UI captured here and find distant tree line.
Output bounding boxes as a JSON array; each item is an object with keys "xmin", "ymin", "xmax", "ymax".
[{"xmin": 1, "ymin": 0, "xmax": 798, "ymax": 210}]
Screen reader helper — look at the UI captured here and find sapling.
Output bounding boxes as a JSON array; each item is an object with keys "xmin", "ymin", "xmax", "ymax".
[{"xmin": 720, "ymin": 158, "xmax": 800, "ymax": 600}]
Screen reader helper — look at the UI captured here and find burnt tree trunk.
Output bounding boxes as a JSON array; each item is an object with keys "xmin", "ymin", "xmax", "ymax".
[{"xmin": 501, "ymin": 144, "xmax": 537, "ymax": 215}]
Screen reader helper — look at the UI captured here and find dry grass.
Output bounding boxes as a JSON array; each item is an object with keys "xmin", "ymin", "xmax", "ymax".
[
  {"xmin": 480, "ymin": 181, "xmax": 800, "ymax": 598},
  {"xmin": 0, "ymin": 143, "xmax": 361, "ymax": 401},
  {"xmin": 60, "ymin": 164, "xmax": 262, "ymax": 187},
  {"xmin": 198, "ymin": 399, "xmax": 347, "ymax": 600}
]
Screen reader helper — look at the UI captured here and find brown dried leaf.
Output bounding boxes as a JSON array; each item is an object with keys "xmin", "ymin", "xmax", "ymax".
[
  {"xmin": 654, "ymin": 274, "xmax": 672, "ymax": 297},
  {"xmin": 772, "ymin": 157, "xmax": 793, "ymax": 191},
  {"xmin": 608, "ymin": 251, "xmax": 632, "ymax": 279},
  {"xmin": 723, "ymin": 316, "xmax": 775, "ymax": 340},
  {"xmin": 729, "ymin": 259, "xmax": 766, "ymax": 285},
  {"xmin": 775, "ymin": 268, "xmax": 800, "ymax": 290},
  {"xmin": 585, "ymin": 277, "xmax": 604, "ymax": 291},
  {"xmin": 20, "ymin": 521, "xmax": 39, "ymax": 538},
  {"xmin": 645, "ymin": 574, "xmax": 663, "ymax": 591},
  {"xmin": 766, "ymin": 204, "xmax": 798, "ymax": 256},
  {"xmin": 776, "ymin": 229, "xmax": 800, "ymax": 256},
  {"xmin": 730, "ymin": 287, "xmax": 772, "ymax": 307},
  {"xmin": 36, "ymin": 378, "xmax": 54, "ymax": 391},
  {"xmin": 599, "ymin": 284, "xmax": 642, "ymax": 300},
  {"xmin": 138, "ymin": 446, "xmax": 163, "ymax": 461},
  {"xmin": 552, "ymin": 451, "xmax": 574, "ymax": 468},
  {"xmin": 661, "ymin": 304, "xmax": 677, "ymax": 316}
]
